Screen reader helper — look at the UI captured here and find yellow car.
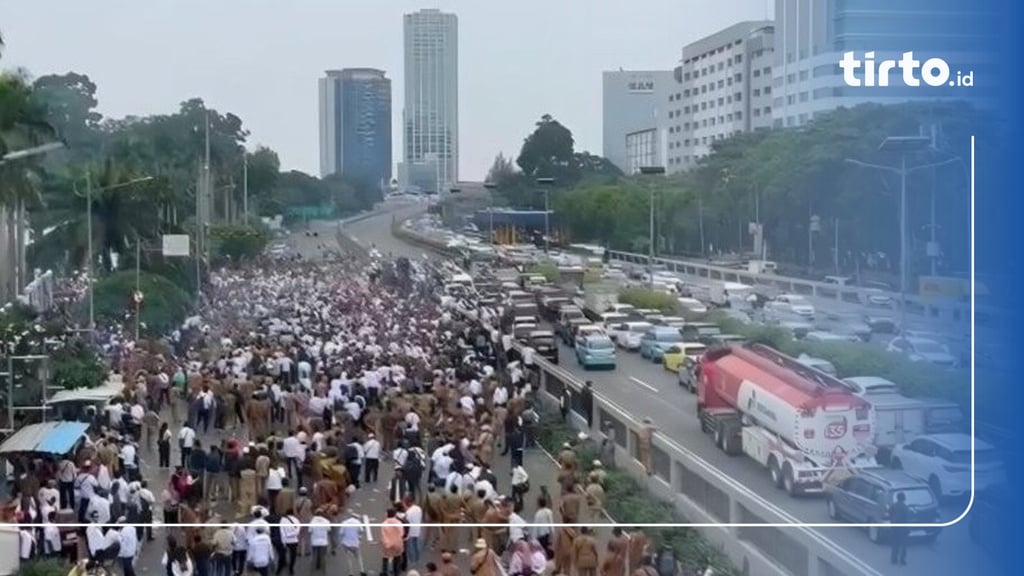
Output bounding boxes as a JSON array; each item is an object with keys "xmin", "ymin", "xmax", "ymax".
[{"xmin": 662, "ymin": 342, "xmax": 709, "ymax": 373}]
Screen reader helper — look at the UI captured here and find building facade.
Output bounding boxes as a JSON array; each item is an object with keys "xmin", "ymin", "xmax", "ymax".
[
  {"xmin": 318, "ymin": 69, "xmax": 393, "ymax": 192},
  {"xmin": 771, "ymin": 0, "xmax": 995, "ymax": 128},
  {"xmin": 601, "ymin": 70, "xmax": 674, "ymax": 174},
  {"xmin": 662, "ymin": 21, "xmax": 775, "ymax": 173},
  {"xmin": 402, "ymin": 8, "xmax": 459, "ymax": 192}
]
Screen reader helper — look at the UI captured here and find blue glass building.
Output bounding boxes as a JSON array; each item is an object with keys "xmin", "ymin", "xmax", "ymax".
[{"xmin": 318, "ymin": 69, "xmax": 392, "ymax": 192}]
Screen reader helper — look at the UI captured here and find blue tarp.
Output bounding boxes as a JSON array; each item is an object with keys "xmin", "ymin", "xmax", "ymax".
[{"xmin": 0, "ymin": 422, "xmax": 89, "ymax": 455}]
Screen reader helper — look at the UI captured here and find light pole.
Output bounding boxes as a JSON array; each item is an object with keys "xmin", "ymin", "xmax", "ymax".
[
  {"xmin": 536, "ymin": 177, "xmax": 556, "ymax": 253},
  {"xmin": 845, "ymin": 136, "xmax": 961, "ymax": 332},
  {"xmin": 483, "ymin": 181, "xmax": 498, "ymax": 246},
  {"xmin": 243, "ymin": 151, "xmax": 249, "ymax": 224},
  {"xmin": 639, "ymin": 166, "xmax": 666, "ymax": 287},
  {"xmin": 77, "ymin": 174, "xmax": 154, "ymax": 335}
]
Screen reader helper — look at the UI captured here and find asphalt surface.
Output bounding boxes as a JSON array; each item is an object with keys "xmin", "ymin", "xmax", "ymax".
[{"xmin": 345, "ymin": 200, "xmax": 999, "ymax": 576}]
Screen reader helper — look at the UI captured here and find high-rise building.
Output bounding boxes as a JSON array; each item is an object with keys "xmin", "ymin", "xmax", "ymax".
[
  {"xmin": 771, "ymin": 0, "xmax": 995, "ymax": 128},
  {"xmin": 662, "ymin": 21, "xmax": 775, "ymax": 173},
  {"xmin": 401, "ymin": 8, "xmax": 458, "ymax": 193},
  {"xmin": 318, "ymin": 69, "xmax": 393, "ymax": 192},
  {"xmin": 601, "ymin": 70, "xmax": 674, "ymax": 174}
]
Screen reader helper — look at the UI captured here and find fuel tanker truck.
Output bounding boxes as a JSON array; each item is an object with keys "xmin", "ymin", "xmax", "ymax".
[{"xmin": 698, "ymin": 343, "xmax": 877, "ymax": 496}]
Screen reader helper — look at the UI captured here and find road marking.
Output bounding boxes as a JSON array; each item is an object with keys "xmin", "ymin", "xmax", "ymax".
[{"xmin": 629, "ymin": 377, "xmax": 659, "ymax": 393}]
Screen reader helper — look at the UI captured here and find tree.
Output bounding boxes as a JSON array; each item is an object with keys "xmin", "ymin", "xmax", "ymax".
[
  {"xmin": 486, "ymin": 152, "xmax": 518, "ymax": 185},
  {"xmin": 209, "ymin": 222, "xmax": 269, "ymax": 262},
  {"xmin": 91, "ymin": 270, "xmax": 192, "ymax": 336},
  {"xmin": 516, "ymin": 114, "xmax": 579, "ymax": 182},
  {"xmin": 32, "ymin": 72, "xmax": 103, "ymax": 156}
]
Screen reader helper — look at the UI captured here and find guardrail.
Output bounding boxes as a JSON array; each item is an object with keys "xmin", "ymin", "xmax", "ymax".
[
  {"xmin": 523, "ymin": 349, "xmax": 879, "ymax": 576},
  {"xmin": 604, "ymin": 249, "xmax": 969, "ymax": 327},
  {"xmin": 364, "ymin": 214, "xmax": 879, "ymax": 576}
]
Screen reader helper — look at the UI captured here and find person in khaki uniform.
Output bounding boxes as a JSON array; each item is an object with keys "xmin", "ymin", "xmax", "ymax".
[
  {"xmin": 554, "ymin": 525, "xmax": 577, "ymax": 575},
  {"xmin": 254, "ymin": 449, "xmax": 270, "ymax": 496},
  {"xmin": 469, "ymin": 538, "xmax": 501, "ymax": 576},
  {"xmin": 557, "ymin": 442, "xmax": 578, "ymax": 473},
  {"xmin": 437, "ymin": 550, "xmax": 461, "ymax": 576},
  {"xmin": 638, "ymin": 418, "xmax": 656, "ymax": 475},
  {"xmin": 476, "ymin": 425, "xmax": 495, "ymax": 468},
  {"xmin": 574, "ymin": 527, "xmax": 600, "ymax": 576},
  {"xmin": 584, "ymin": 472, "xmax": 606, "ymax": 522},
  {"xmin": 440, "ymin": 486, "xmax": 464, "ymax": 551},
  {"xmin": 602, "ymin": 527, "xmax": 628, "ymax": 576},
  {"xmin": 466, "ymin": 489, "xmax": 489, "ymax": 540},
  {"xmin": 423, "ymin": 485, "xmax": 444, "ymax": 550},
  {"xmin": 627, "ymin": 529, "xmax": 649, "ymax": 573},
  {"xmin": 559, "ymin": 483, "xmax": 584, "ymax": 523}
]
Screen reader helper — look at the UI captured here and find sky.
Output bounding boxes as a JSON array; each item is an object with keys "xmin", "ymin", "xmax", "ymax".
[{"xmin": 1, "ymin": 0, "xmax": 768, "ymax": 180}]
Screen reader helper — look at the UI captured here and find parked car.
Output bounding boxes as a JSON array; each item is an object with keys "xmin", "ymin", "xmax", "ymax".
[
  {"xmin": 677, "ymin": 297, "xmax": 708, "ymax": 314},
  {"xmin": 890, "ymin": 434, "xmax": 1006, "ymax": 500},
  {"xmin": 575, "ymin": 335, "xmax": 617, "ymax": 370},
  {"xmin": 679, "ymin": 322, "xmax": 721, "ymax": 344},
  {"xmin": 655, "ymin": 315, "xmax": 687, "ymax": 328},
  {"xmin": 528, "ymin": 330, "xmax": 559, "ymax": 364},
  {"xmin": 608, "ymin": 321, "xmax": 653, "ymax": 351},
  {"xmin": 841, "ymin": 376, "xmax": 900, "ymax": 397},
  {"xmin": 639, "ymin": 327, "xmax": 685, "ymax": 362},
  {"xmin": 765, "ymin": 294, "xmax": 816, "ymax": 318},
  {"xmin": 886, "ymin": 336, "xmax": 958, "ymax": 368},
  {"xmin": 560, "ymin": 317, "xmax": 591, "ymax": 346},
  {"xmin": 824, "ymin": 469, "xmax": 941, "ymax": 544},
  {"xmin": 864, "ymin": 314, "xmax": 898, "ymax": 334},
  {"xmin": 795, "ymin": 353, "xmax": 838, "ymax": 375},
  {"xmin": 662, "ymin": 342, "xmax": 708, "ymax": 373},
  {"xmin": 575, "ymin": 324, "xmax": 607, "ymax": 342},
  {"xmin": 805, "ymin": 331, "xmax": 859, "ymax": 344}
]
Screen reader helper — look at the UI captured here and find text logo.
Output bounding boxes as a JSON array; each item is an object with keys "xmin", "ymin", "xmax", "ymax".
[{"xmin": 839, "ymin": 51, "xmax": 973, "ymax": 88}]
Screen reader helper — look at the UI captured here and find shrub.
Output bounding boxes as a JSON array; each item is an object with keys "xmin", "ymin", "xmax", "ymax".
[
  {"xmin": 534, "ymin": 406, "xmax": 738, "ymax": 576},
  {"xmin": 210, "ymin": 223, "xmax": 271, "ymax": 262},
  {"xmin": 527, "ymin": 263, "xmax": 561, "ymax": 283},
  {"xmin": 51, "ymin": 339, "xmax": 108, "ymax": 390},
  {"xmin": 17, "ymin": 559, "xmax": 68, "ymax": 576},
  {"xmin": 92, "ymin": 271, "xmax": 193, "ymax": 336},
  {"xmin": 619, "ymin": 287, "xmax": 678, "ymax": 314}
]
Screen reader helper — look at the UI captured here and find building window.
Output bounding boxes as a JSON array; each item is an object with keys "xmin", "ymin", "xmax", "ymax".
[
  {"xmin": 702, "ymin": 67, "xmax": 708, "ymax": 76},
  {"xmin": 702, "ymin": 136, "xmax": 708, "ymax": 144},
  {"xmin": 718, "ymin": 115, "xmax": 724, "ymax": 124},
  {"xmin": 734, "ymin": 92, "xmax": 742, "ymax": 101},
  {"xmin": 727, "ymin": 77, "xmax": 733, "ymax": 86},
  {"xmin": 734, "ymin": 73, "xmax": 742, "ymax": 83},
  {"xmin": 684, "ymin": 72, "xmax": 691, "ymax": 81},
  {"xmin": 675, "ymin": 125, "xmax": 681, "ymax": 131},
  {"xmin": 787, "ymin": 73, "xmax": 795, "ymax": 84},
  {"xmin": 753, "ymin": 108, "xmax": 761, "ymax": 117},
  {"xmin": 701, "ymin": 85, "xmax": 707, "ymax": 94},
  {"xmin": 753, "ymin": 88, "xmax": 760, "ymax": 97},
  {"xmin": 787, "ymin": 95, "xmax": 795, "ymax": 105},
  {"xmin": 710, "ymin": 117, "xmax": 716, "ymax": 126},
  {"xmin": 684, "ymin": 139, "xmax": 690, "ymax": 146},
  {"xmin": 684, "ymin": 89, "xmax": 690, "ymax": 97},
  {"xmin": 764, "ymin": 86, "xmax": 771, "ymax": 94},
  {"xmin": 668, "ymin": 94, "xmax": 674, "ymax": 102},
  {"xmin": 668, "ymin": 111, "xmax": 674, "ymax": 119},
  {"xmin": 668, "ymin": 126, "xmax": 674, "ymax": 134},
  {"xmin": 736, "ymin": 110, "xmax": 742, "ymax": 120},
  {"xmin": 717, "ymin": 62, "xmax": 724, "ymax": 71},
  {"xmin": 709, "ymin": 100, "xmax": 715, "ymax": 108},
  {"xmin": 763, "ymin": 106, "xmax": 771, "ymax": 115},
  {"xmin": 676, "ymin": 93, "xmax": 681, "ymax": 99},
  {"xmin": 683, "ymin": 106, "xmax": 690, "ymax": 114},
  {"xmin": 753, "ymin": 69, "xmax": 760, "ymax": 77},
  {"xmin": 684, "ymin": 122, "xmax": 690, "ymax": 130},
  {"xmin": 799, "ymin": 48, "xmax": 807, "ymax": 60},
  {"xmin": 718, "ymin": 79, "xmax": 725, "ymax": 89},
  {"xmin": 718, "ymin": 97, "xmax": 724, "ymax": 106},
  {"xmin": 702, "ymin": 119, "xmax": 707, "ymax": 127},
  {"xmin": 701, "ymin": 102, "xmax": 707, "ymax": 110},
  {"xmin": 625, "ymin": 129, "xmax": 657, "ymax": 174},
  {"xmin": 799, "ymin": 113, "xmax": 808, "ymax": 124},
  {"xmin": 786, "ymin": 52, "xmax": 794, "ymax": 63},
  {"xmin": 763, "ymin": 66, "xmax": 771, "ymax": 75},
  {"xmin": 735, "ymin": 53, "xmax": 742, "ymax": 63},
  {"xmin": 726, "ymin": 95, "xmax": 732, "ymax": 103},
  {"xmin": 799, "ymin": 92, "xmax": 809, "ymax": 102},
  {"xmin": 799, "ymin": 70, "xmax": 809, "ymax": 81},
  {"xmin": 726, "ymin": 113, "xmax": 733, "ymax": 121}
]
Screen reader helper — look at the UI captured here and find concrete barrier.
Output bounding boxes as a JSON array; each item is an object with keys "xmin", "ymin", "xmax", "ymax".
[
  {"xmin": 526, "ymin": 350, "xmax": 880, "ymax": 576},
  {"xmin": 603, "ymin": 249, "xmax": 969, "ymax": 327}
]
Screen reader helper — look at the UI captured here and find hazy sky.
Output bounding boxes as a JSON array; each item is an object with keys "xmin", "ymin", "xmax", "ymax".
[{"xmin": 1, "ymin": 0, "xmax": 768, "ymax": 180}]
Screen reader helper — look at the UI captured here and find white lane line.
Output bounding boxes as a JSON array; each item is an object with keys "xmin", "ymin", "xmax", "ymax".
[{"xmin": 629, "ymin": 377, "xmax": 659, "ymax": 393}]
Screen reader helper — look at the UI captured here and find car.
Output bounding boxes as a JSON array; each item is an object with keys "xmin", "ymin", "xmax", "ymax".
[
  {"xmin": 655, "ymin": 315, "xmax": 687, "ymax": 328},
  {"xmin": 575, "ymin": 335, "xmax": 617, "ymax": 370},
  {"xmin": 597, "ymin": 312, "xmax": 631, "ymax": 336},
  {"xmin": 662, "ymin": 342, "xmax": 708, "ymax": 373},
  {"xmin": 864, "ymin": 314, "xmax": 898, "ymax": 334},
  {"xmin": 841, "ymin": 376, "xmax": 900, "ymax": 397},
  {"xmin": 795, "ymin": 353, "xmax": 838, "ymax": 375},
  {"xmin": 608, "ymin": 321, "xmax": 653, "ymax": 351},
  {"xmin": 862, "ymin": 288, "xmax": 895, "ymax": 308},
  {"xmin": 560, "ymin": 317, "xmax": 591, "ymax": 345},
  {"xmin": 706, "ymin": 334, "xmax": 746, "ymax": 347},
  {"xmin": 575, "ymin": 324, "xmax": 607, "ymax": 341},
  {"xmin": 512, "ymin": 323, "xmax": 538, "ymax": 342},
  {"xmin": 676, "ymin": 297, "xmax": 708, "ymax": 314},
  {"xmin": 804, "ymin": 331, "xmax": 859, "ymax": 344},
  {"xmin": 528, "ymin": 330, "xmax": 559, "ymax": 364},
  {"xmin": 824, "ymin": 469, "xmax": 942, "ymax": 544},
  {"xmin": 765, "ymin": 294, "xmax": 816, "ymax": 318},
  {"xmin": 679, "ymin": 322, "xmax": 721, "ymax": 344},
  {"xmin": 886, "ymin": 336, "xmax": 958, "ymax": 368},
  {"xmin": 632, "ymin": 308, "xmax": 664, "ymax": 322},
  {"xmin": 639, "ymin": 327, "xmax": 685, "ymax": 362},
  {"xmin": 890, "ymin": 434, "xmax": 1006, "ymax": 500}
]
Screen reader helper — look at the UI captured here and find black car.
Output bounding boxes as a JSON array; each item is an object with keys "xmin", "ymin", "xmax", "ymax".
[
  {"xmin": 824, "ymin": 469, "xmax": 941, "ymax": 544},
  {"xmin": 528, "ymin": 330, "xmax": 559, "ymax": 364}
]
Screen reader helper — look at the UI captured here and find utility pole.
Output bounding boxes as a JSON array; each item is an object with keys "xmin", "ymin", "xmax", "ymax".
[
  {"xmin": 834, "ymin": 218, "xmax": 840, "ymax": 275},
  {"xmin": 243, "ymin": 152, "xmax": 249, "ymax": 224},
  {"xmin": 85, "ymin": 168, "xmax": 95, "ymax": 335}
]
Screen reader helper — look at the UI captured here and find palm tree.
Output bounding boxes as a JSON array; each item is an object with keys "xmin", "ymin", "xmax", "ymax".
[{"xmin": 30, "ymin": 158, "xmax": 170, "ymax": 274}]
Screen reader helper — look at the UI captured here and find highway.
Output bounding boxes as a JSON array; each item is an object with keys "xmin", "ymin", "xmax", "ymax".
[{"xmin": 347, "ymin": 200, "xmax": 999, "ymax": 576}]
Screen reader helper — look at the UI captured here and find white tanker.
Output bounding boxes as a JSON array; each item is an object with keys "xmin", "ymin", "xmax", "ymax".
[{"xmin": 698, "ymin": 343, "xmax": 877, "ymax": 496}]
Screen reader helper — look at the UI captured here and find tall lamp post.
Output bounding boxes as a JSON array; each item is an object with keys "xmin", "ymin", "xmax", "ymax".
[
  {"xmin": 536, "ymin": 177, "xmax": 556, "ymax": 253},
  {"xmin": 845, "ymin": 136, "xmax": 961, "ymax": 332},
  {"xmin": 482, "ymin": 181, "xmax": 498, "ymax": 246},
  {"xmin": 639, "ymin": 166, "xmax": 666, "ymax": 287}
]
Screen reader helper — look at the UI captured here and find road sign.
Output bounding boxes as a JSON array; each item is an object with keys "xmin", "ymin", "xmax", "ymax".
[{"xmin": 162, "ymin": 234, "xmax": 190, "ymax": 257}]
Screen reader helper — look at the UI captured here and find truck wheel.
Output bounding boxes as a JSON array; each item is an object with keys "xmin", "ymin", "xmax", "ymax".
[
  {"xmin": 768, "ymin": 457, "xmax": 783, "ymax": 489},
  {"xmin": 782, "ymin": 463, "xmax": 800, "ymax": 496}
]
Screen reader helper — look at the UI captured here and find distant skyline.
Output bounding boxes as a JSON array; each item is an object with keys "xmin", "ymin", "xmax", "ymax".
[{"xmin": 0, "ymin": 0, "xmax": 768, "ymax": 179}]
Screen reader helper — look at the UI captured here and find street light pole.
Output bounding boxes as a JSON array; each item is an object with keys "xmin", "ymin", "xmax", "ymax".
[
  {"xmin": 85, "ymin": 169, "xmax": 95, "ymax": 335},
  {"xmin": 243, "ymin": 152, "xmax": 249, "ymax": 224},
  {"xmin": 483, "ymin": 181, "xmax": 498, "ymax": 246},
  {"xmin": 536, "ymin": 177, "xmax": 556, "ymax": 253},
  {"xmin": 639, "ymin": 166, "xmax": 666, "ymax": 286}
]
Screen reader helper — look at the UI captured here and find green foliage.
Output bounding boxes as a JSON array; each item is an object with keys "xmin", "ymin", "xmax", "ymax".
[
  {"xmin": 711, "ymin": 312, "xmax": 968, "ymax": 408},
  {"xmin": 92, "ymin": 271, "xmax": 192, "ymax": 336},
  {"xmin": 527, "ymin": 263, "xmax": 561, "ymax": 283},
  {"xmin": 618, "ymin": 287, "xmax": 678, "ymax": 314},
  {"xmin": 16, "ymin": 559, "xmax": 68, "ymax": 576},
  {"xmin": 534, "ymin": 407, "xmax": 738, "ymax": 576},
  {"xmin": 210, "ymin": 222, "xmax": 269, "ymax": 261},
  {"xmin": 51, "ymin": 339, "xmax": 108, "ymax": 390}
]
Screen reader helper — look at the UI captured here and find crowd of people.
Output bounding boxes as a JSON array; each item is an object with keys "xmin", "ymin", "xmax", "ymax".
[{"xmin": 4, "ymin": 238, "xmax": 689, "ymax": 576}]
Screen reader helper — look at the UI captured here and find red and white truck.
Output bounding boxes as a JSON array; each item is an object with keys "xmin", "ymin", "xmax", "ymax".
[{"xmin": 698, "ymin": 343, "xmax": 877, "ymax": 496}]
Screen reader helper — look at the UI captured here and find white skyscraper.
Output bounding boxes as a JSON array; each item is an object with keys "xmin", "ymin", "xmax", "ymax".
[{"xmin": 401, "ymin": 8, "xmax": 458, "ymax": 193}]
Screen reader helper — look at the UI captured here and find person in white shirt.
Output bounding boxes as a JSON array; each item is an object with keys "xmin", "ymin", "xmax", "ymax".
[
  {"xmin": 404, "ymin": 410, "xmax": 421, "ymax": 433},
  {"xmin": 308, "ymin": 511, "xmax": 331, "ymax": 571},
  {"xmin": 118, "ymin": 518, "xmax": 139, "ymax": 576},
  {"xmin": 85, "ymin": 523, "xmax": 106, "ymax": 560},
  {"xmin": 247, "ymin": 526, "xmax": 274, "ymax": 575},
  {"xmin": 281, "ymin": 433, "xmax": 305, "ymax": 484},
  {"xmin": 231, "ymin": 524, "xmax": 248, "ymax": 575},
  {"xmin": 87, "ymin": 492, "xmax": 111, "ymax": 525},
  {"xmin": 41, "ymin": 512, "xmax": 62, "ymax": 558},
  {"xmin": 509, "ymin": 509, "xmax": 528, "ymax": 544},
  {"xmin": 120, "ymin": 442, "xmax": 139, "ymax": 481},
  {"xmin": 279, "ymin": 511, "xmax": 300, "ymax": 575},
  {"xmin": 178, "ymin": 425, "xmax": 196, "ymax": 468},
  {"xmin": 492, "ymin": 385, "xmax": 509, "ymax": 407},
  {"xmin": 18, "ymin": 527, "xmax": 34, "ymax": 562},
  {"xmin": 266, "ymin": 467, "xmax": 285, "ymax": 512},
  {"xmin": 338, "ymin": 512, "xmax": 364, "ymax": 576},
  {"xmin": 511, "ymin": 465, "xmax": 530, "ymax": 513},
  {"xmin": 362, "ymin": 434, "xmax": 381, "ymax": 484},
  {"xmin": 402, "ymin": 496, "xmax": 424, "ymax": 565}
]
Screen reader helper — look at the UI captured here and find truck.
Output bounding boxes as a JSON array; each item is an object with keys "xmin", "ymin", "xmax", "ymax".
[
  {"xmin": 698, "ymin": 343, "xmax": 877, "ymax": 496},
  {"xmin": 582, "ymin": 285, "xmax": 620, "ymax": 320}
]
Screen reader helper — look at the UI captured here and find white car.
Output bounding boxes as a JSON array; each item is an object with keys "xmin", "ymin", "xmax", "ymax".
[
  {"xmin": 886, "ymin": 336, "xmax": 958, "ymax": 368},
  {"xmin": 795, "ymin": 353, "xmax": 838, "ymax": 376},
  {"xmin": 890, "ymin": 434, "xmax": 1006, "ymax": 499},
  {"xmin": 608, "ymin": 321, "xmax": 653, "ymax": 351},
  {"xmin": 841, "ymin": 376, "xmax": 901, "ymax": 396},
  {"xmin": 766, "ymin": 294, "xmax": 816, "ymax": 318},
  {"xmin": 575, "ymin": 324, "xmax": 607, "ymax": 341},
  {"xmin": 676, "ymin": 297, "xmax": 708, "ymax": 314},
  {"xmin": 804, "ymin": 331, "xmax": 859, "ymax": 344},
  {"xmin": 862, "ymin": 288, "xmax": 894, "ymax": 308}
]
